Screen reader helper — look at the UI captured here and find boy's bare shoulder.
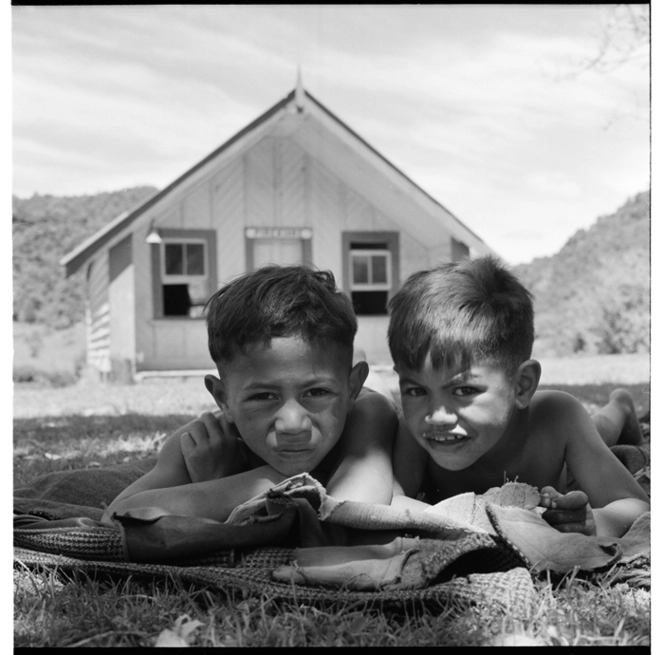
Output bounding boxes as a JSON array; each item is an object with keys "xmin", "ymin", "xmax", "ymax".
[
  {"xmin": 531, "ymin": 388, "xmax": 587, "ymax": 411},
  {"xmin": 357, "ymin": 387, "xmax": 398, "ymax": 411},
  {"xmin": 338, "ymin": 388, "xmax": 398, "ymax": 447},
  {"xmin": 530, "ymin": 389, "xmax": 591, "ymax": 433}
]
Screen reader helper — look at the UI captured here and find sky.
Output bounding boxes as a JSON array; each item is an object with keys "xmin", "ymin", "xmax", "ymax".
[{"xmin": 11, "ymin": 5, "xmax": 651, "ymax": 266}]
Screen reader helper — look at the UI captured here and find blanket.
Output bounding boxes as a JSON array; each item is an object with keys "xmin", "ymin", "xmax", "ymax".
[{"xmin": 14, "ymin": 445, "xmax": 650, "ymax": 614}]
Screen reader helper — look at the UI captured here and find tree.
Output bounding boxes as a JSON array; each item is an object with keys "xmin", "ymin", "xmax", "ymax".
[
  {"xmin": 554, "ymin": 4, "xmax": 649, "ymax": 125},
  {"xmin": 575, "ymin": 4, "xmax": 649, "ymax": 76}
]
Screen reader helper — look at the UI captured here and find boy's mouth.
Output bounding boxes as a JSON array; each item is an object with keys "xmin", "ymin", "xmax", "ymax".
[
  {"xmin": 274, "ymin": 447, "xmax": 315, "ymax": 461},
  {"xmin": 424, "ymin": 431, "xmax": 469, "ymax": 445}
]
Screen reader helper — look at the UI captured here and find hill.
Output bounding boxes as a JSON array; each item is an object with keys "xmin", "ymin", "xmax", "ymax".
[
  {"xmin": 515, "ymin": 190, "xmax": 650, "ymax": 357},
  {"xmin": 12, "ymin": 186, "xmax": 650, "ymax": 358},
  {"xmin": 12, "ymin": 186, "xmax": 158, "ymax": 328}
]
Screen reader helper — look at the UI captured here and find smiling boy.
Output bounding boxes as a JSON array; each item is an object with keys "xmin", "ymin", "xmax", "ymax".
[
  {"xmin": 388, "ymin": 256, "xmax": 649, "ymax": 538},
  {"xmin": 103, "ymin": 266, "xmax": 396, "ymax": 525}
]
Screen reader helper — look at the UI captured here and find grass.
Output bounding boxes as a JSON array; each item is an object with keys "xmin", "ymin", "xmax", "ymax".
[
  {"xmin": 12, "ymin": 563, "xmax": 652, "ymax": 647},
  {"xmin": 13, "ymin": 372, "xmax": 651, "ymax": 647}
]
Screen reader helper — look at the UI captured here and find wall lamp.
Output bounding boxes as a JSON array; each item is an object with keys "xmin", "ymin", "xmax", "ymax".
[{"xmin": 145, "ymin": 221, "xmax": 163, "ymax": 244}]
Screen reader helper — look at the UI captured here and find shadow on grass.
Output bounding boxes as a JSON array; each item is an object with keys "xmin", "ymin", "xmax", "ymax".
[
  {"xmin": 13, "ymin": 413, "xmax": 197, "ymax": 486},
  {"xmin": 14, "ymin": 382, "xmax": 651, "ymax": 485}
]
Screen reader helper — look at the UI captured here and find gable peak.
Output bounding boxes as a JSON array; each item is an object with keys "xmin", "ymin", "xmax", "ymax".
[{"xmin": 294, "ymin": 68, "xmax": 305, "ymax": 112}]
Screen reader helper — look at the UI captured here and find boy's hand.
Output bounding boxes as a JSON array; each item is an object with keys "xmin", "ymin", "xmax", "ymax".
[
  {"xmin": 180, "ymin": 411, "xmax": 247, "ymax": 483},
  {"xmin": 539, "ymin": 486, "xmax": 596, "ymax": 536}
]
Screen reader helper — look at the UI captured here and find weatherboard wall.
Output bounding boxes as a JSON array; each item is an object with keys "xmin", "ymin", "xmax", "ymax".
[
  {"xmin": 82, "ymin": 117, "xmax": 479, "ymax": 374},
  {"xmin": 128, "ymin": 132, "xmax": 435, "ymax": 370}
]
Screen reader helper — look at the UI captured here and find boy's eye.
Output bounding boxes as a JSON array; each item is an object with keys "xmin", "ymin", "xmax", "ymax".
[
  {"xmin": 403, "ymin": 387, "xmax": 427, "ymax": 397},
  {"xmin": 305, "ymin": 388, "xmax": 331, "ymax": 398},
  {"xmin": 452, "ymin": 386, "xmax": 477, "ymax": 397},
  {"xmin": 247, "ymin": 392, "xmax": 277, "ymax": 401}
]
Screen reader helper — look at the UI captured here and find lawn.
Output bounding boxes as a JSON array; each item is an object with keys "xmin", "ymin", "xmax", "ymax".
[{"xmin": 13, "ymin": 361, "xmax": 651, "ymax": 647}]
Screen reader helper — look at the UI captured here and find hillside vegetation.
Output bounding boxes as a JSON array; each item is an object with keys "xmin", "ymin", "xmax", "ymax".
[
  {"xmin": 12, "ymin": 186, "xmax": 157, "ymax": 328},
  {"xmin": 12, "ymin": 187, "xmax": 649, "ymax": 358},
  {"xmin": 515, "ymin": 191, "xmax": 650, "ymax": 358}
]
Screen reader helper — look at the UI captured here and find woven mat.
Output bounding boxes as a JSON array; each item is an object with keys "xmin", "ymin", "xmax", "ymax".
[
  {"xmin": 13, "ymin": 543, "xmax": 536, "ymax": 614},
  {"xmin": 14, "ymin": 444, "xmax": 650, "ymax": 612}
]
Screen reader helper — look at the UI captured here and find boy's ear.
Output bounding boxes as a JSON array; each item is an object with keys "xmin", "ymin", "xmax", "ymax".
[
  {"xmin": 513, "ymin": 359, "xmax": 541, "ymax": 409},
  {"xmin": 348, "ymin": 360, "xmax": 369, "ymax": 405},
  {"xmin": 204, "ymin": 374, "xmax": 234, "ymax": 423}
]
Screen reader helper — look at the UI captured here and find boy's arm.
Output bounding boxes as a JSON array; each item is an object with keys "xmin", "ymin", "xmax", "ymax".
[
  {"xmin": 390, "ymin": 417, "xmax": 429, "ymax": 509},
  {"xmin": 102, "ymin": 415, "xmax": 286, "ymax": 524},
  {"xmin": 105, "ymin": 465, "xmax": 286, "ymax": 524},
  {"xmin": 541, "ymin": 393, "xmax": 649, "ymax": 538},
  {"xmin": 103, "ymin": 421, "xmax": 196, "ymax": 517},
  {"xmin": 324, "ymin": 390, "xmax": 397, "ymax": 505}
]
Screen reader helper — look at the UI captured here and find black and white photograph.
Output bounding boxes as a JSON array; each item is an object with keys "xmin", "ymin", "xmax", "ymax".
[{"xmin": 11, "ymin": 4, "xmax": 653, "ymax": 648}]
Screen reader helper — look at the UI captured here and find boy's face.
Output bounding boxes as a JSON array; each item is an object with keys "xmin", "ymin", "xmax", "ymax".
[
  {"xmin": 207, "ymin": 336, "xmax": 365, "ymax": 477},
  {"xmin": 395, "ymin": 356, "xmax": 521, "ymax": 471}
]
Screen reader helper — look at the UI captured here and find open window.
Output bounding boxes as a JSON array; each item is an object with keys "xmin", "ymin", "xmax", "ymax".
[
  {"xmin": 162, "ymin": 240, "xmax": 207, "ymax": 317},
  {"xmin": 342, "ymin": 232, "xmax": 399, "ymax": 316},
  {"xmin": 151, "ymin": 229, "xmax": 217, "ymax": 319}
]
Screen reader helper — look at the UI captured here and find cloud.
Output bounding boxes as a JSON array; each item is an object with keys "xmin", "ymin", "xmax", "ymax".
[{"xmin": 11, "ymin": 5, "xmax": 650, "ymax": 266}]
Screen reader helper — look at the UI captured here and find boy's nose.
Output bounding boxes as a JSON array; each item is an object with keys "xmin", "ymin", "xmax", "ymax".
[
  {"xmin": 425, "ymin": 405, "xmax": 457, "ymax": 427},
  {"xmin": 275, "ymin": 400, "xmax": 313, "ymax": 434}
]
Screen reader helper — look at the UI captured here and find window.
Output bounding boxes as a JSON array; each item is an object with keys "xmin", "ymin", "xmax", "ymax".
[
  {"xmin": 162, "ymin": 240, "xmax": 208, "ymax": 317},
  {"xmin": 151, "ymin": 229, "xmax": 217, "ymax": 319},
  {"xmin": 342, "ymin": 233, "xmax": 399, "ymax": 316},
  {"xmin": 164, "ymin": 242, "xmax": 205, "ymax": 277},
  {"xmin": 350, "ymin": 249, "xmax": 392, "ymax": 291}
]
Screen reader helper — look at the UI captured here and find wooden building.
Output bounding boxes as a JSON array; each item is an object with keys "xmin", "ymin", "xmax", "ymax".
[{"xmin": 61, "ymin": 83, "xmax": 495, "ymax": 379}]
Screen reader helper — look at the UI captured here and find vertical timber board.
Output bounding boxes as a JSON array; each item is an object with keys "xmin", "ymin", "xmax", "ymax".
[
  {"xmin": 277, "ymin": 139, "xmax": 307, "ymax": 228},
  {"xmin": 245, "ymin": 138, "xmax": 275, "ymax": 228},
  {"xmin": 308, "ymin": 158, "xmax": 343, "ymax": 278},
  {"xmin": 212, "ymin": 159, "xmax": 246, "ymax": 286},
  {"xmin": 182, "ymin": 180, "xmax": 213, "ymax": 228}
]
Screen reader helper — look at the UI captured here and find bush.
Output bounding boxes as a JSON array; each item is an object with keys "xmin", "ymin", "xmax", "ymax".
[{"xmin": 13, "ymin": 365, "xmax": 79, "ymax": 388}]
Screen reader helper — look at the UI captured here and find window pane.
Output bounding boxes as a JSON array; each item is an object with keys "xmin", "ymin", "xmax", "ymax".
[
  {"xmin": 186, "ymin": 243, "xmax": 205, "ymax": 275},
  {"xmin": 165, "ymin": 244, "xmax": 184, "ymax": 275},
  {"xmin": 371, "ymin": 255, "xmax": 387, "ymax": 284},
  {"xmin": 163, "ymin": 284, "xmax": 190, "ymax": 316},
  {"xmin": 350, "ymin": 242, "xmax": 387, "ymax": 250},
  {"xmin": 352, "ymin": 256, "xmax": 369, "ymax": 284},
  {"xmin": 351, "ymin": 291, "xmax": 388, "ymax": 316}
]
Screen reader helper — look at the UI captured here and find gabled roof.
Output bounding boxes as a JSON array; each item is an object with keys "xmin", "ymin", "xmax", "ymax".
[{"xmin": 62, "ymin": 87, "xmax": 491, "ymax": 276}]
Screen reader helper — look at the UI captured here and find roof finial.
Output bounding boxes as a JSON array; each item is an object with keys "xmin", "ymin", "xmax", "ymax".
[{"xmin": 295, "ymin": 67, "xmax": 305, "ymax": 111}]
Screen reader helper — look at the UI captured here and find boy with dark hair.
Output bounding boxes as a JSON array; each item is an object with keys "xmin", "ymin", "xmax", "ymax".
[
  {"xmin": 388, "ymin": 256, "xmax": 649, "ymax": 538},
  {"xmin": 104, "ymin": 266, "xmax": 396, "ymax": 524}
]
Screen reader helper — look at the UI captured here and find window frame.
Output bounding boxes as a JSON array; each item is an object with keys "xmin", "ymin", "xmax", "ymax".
[
  {"xmin": 161, "ymin": 238, "xmax": 209, "ymax": 283},
  {"xmin": 150, "ymin": 228, "xmax": 217, "ymax": 320},
  {"xmin": 341, "ymin": 231, "xmax": 400, "ymax": 317},
  {"xmin": 349, "ymin": 249, "xmax": 393, "ymax": 291}
]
